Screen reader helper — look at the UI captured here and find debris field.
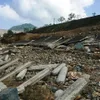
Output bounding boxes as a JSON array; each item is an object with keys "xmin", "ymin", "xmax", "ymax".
[{"xmin": 0, "ymin": 33, "xmax": 100, "ymax": 100}]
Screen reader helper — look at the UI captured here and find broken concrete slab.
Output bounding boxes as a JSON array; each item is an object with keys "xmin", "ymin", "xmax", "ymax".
[
  {"xmin": 0, "ymin": 82, "xmax": 7, "ymax": 92},
  {"xmin": 16, "ymin": 69, "xmax": 27, "ymax": 80},
  {"xmin": 0, "ymin": 62, "xmax": 32, "ymax": 82},
  {"xmin": 52, "ymin": 63, "xmax": 66, "ymax": 75},
  {"xmin": 0, "ymin": 58, "xmax": 19, "ymax": 71},
  {"xmin": 17, "ymin": 68, "xmax": 52, "ymax": 93},
  {"xmin": 56, "ymin": 66, "xmax": 68, "ymax": 84},
  {"xmin": 0, "ymin": 59, "xmax": 11, "ymax": 66},
  {"xmin": 55, "ymin": 89, "xmax": 64, "ymax": 98},
  {"xmin": 4, "ymin": 55, "xmax": 9, "ymax": 61},
  {"xmin": 28, "ymin": 64, "xmax": 58, "ymax": 71},
  {"xmin": 56, "ymin": 74, "xmax": 90, "ymax": 100},
  {"xmin": 17, "ymin": 85, "xmax": 25, "ymax": 94}
]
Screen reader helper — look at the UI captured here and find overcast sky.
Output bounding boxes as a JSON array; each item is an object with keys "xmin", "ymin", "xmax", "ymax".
[{"xmin": 0, "ymin": 0, "xmax": 100, "ymax": 29}]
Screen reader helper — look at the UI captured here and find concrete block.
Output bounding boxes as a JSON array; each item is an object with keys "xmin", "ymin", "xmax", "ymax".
[
  {"xmin": 0, "ymin": 82, "xmax": 7, "ymax": 92},
  {"xmin": 56, "ymin": 66, "xmax": 68, "ymax": 84},
  {"xmin": 52, "ymin": 63, "xmax": 66, "ymax": 75},
  {"xmin": 0, "ymin": 88, "xmax": 19, "ymax": 100}
]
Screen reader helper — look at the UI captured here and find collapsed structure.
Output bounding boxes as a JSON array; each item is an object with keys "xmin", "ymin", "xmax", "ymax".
[{"xmin": 0, "ymin": 15, "xmax": 100, "ymax": 100}]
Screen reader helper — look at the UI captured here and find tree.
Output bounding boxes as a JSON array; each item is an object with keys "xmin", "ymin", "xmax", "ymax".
[
  {"xmin": 7, "ymin": 30, "xmax": 14, "ymax": 35},
  {"xmin": 3, "ymin": 30, "xmax": 14, "ymax": 38},
  {"xmin": 92, "ymin": 12, "xmax": 96, "ymax": 16},
  {"xmin": 58, "ymin": 16, "xmax": 66, "ymax": 23},
  {"xmin": 68, "ymin": 13, "xmax": 76, "ymax": 21}
]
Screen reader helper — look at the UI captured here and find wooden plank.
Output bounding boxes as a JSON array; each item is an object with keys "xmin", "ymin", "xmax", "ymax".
[
  {"xmin": 0, "ymin": 62, "xmax": 32, "ymax": 82},
  {"xmin": 28, "ymin": 64, "xmax": 58, "ymax": 71},
  {"xmin": 0, "ymin": 58, "xmax": 19, "ymax": 71},
  {"xmin": 56, "ymin": 74, "xmax": 90, "ymax": 100},
  {"xmin": 17, "ymin": 68, "xmax": 51, "ymax": 93}
]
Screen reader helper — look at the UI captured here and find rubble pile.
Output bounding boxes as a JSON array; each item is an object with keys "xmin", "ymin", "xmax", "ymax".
[{"xmin": 0, "ymin": 34, "xmax": 100, "ymax": 100}]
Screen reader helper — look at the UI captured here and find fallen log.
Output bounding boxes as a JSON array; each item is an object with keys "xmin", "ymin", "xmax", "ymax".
[
  {"xmin": 56, "ymin": 66, "xmax": 68, "ymax": 84},
  {"xmin": 17, "ymin": 68, "xmax": 52, "ymax": 93},
  {"xmin": 52, "ymin": 63, "xmax": 66, "ymax": 75},
  {"xmin": 28, "ymin": 64, "xmax": 58, "ymax": 71},
  {"xmin": 56, "ymin": 74, "xmax": 90, "ymax": 100},
  {"xmin": 16, "ymin": 69, "xmax": 27, "ymax": 80},
  {"xmin": 0, "ymin": 58, "xmax": 19, "ymax": 71},
  {"xmin": 0, "ymin": 62, "xmax": 32, "ymax": 82}
]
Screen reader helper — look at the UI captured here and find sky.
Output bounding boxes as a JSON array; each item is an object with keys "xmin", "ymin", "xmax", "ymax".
[{"xmin": 0, "ymin": 0, "xmax": 100, "ymax": 29}]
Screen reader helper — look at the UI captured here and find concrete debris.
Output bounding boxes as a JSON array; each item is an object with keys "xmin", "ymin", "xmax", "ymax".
[
  {"xmin": 0, "ymin": 58, "xmax": 19, "ymax": 72},
  {"xmin": 55, "ymin": 89, "xmax": 64, "ymax": 98},
  {"xmin": 17, "ymin": 85, "xmax": 25, "ymax": 94},
  {"xmin": 0, "ymin": 82, "xmax": 7, "ymax": 92},
  {"xmin": 28, "ymin": 64, "xmax": 58, "ymax": 71},
  {"xmin": 17, "ymin": 68, "xmax": 52, "ymax": 93},
  {"xmin": 16, "ymin": 69, "xmax": 27, "ymax": 80},
  {"xmin": 56, "ymin": 66, "xmax": 68, "ymax": 84},
  {"xmin": 84, "ymin": 46, "xmax": 91, "ymax": 53},
  {"xmin": 0, "ymin": 61, "xmax": 32, "ymax": 81},
  {"xmin": 56, "ymin": 74, "xmax": 90, "ymax": 100},
  {"xmin": 4, "ymin": 55, "xmax": 9, "ymax": 61},
  {"xmin": 0, "ymin": 34, "xmax": 100, "ymax": 100},
  {"xmin": 98, "ymin": 81, "xmax": 100, "ymax": 86},
  {"xmin": 52, "ymin": 63, "xmax": 66, "ymax": 75},
  {"xmin": 0, "ymin": 59, "xmax": 11, "ymax": 66}
]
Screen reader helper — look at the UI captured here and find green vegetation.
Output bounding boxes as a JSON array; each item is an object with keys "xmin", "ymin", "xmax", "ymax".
[
  {"xmin": 7, "ymin": 30, "xmax": 14, "ymax": 35},
  {"xmin": 3, "ymin": 30, "xmax": 14, "ymax": 38},
  {"xmin": 68, "ymin": 13, "xmax": 76, "ymax": 21},
  {"xmin": 58, "ymin": 16, "xmax": 66, "ymax": 23},
  {"xmin": 10, "ymin": 23, "xmax": 36, "ymax": 31},
  {"xmin": 30, "ymin": 15, "xmax": 100, "ymax": 33}
]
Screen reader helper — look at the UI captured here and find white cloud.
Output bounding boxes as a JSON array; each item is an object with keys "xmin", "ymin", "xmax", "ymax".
[
  {"xmin": 0, "ymin": 4, "xmax": 32, "ymax": 24},
  {"xmin": 0, "ymin": 4, "xmax": 20, "ymax": 20},
  {"xmin": 0, "ymin": 0, "xmax": 95, "ymax": 27}
]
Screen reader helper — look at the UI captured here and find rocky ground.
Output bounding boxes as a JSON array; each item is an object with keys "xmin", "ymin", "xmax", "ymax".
[{"xmin": 0, "ymin": 45, "xmax": 100, "ymax": 100}]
